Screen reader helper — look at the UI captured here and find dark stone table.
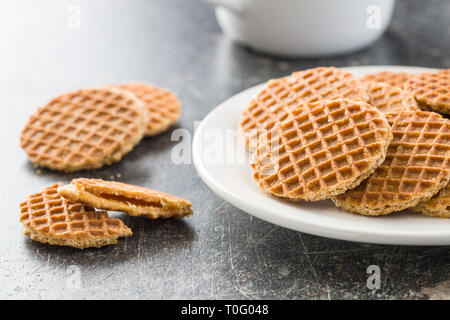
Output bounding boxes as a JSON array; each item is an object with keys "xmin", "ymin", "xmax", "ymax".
[{"xmin": 0, "ymin": 0, "xmax": 449, "ymax": 299}]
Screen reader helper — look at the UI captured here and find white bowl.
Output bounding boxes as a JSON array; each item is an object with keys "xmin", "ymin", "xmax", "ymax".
[{"xmin": 207, "ymin": 0, "xmax": 396, "ymax": 57}]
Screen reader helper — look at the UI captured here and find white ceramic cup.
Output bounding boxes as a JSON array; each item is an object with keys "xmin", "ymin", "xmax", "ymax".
[{"xmin": 205, "ymin": 0, "xmax": 396, "ymax": 57}]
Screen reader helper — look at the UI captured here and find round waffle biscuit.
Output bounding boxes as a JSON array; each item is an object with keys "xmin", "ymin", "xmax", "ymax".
[
  {"xmin": 240, "ymin": 67, "xmax": 368, "ymax": 150},
  {"xmin": 362, "ymin": 81, "xmax": 419, "ymax": 114},
  {"xmin": 412, "ymin": 183, "xmax": 450, "ymax": 218},
  {"xmin": 59, "ymin": 178, "xmax": 193, "ymax": 219},
  {"xmin": 251, "ymin": 99, "xmax": 392, "ymax": 201},
  {"xmin": 332, "ymin": 111, "xmax": 450, "ymax": 215},
  {"xmin": 20, "ymin": 88, "xmax": 147, "ymax": 172},
  {"xmin": 19, "ymin": 183, "xmax": 132, "ymax": 249},
  {"xmin": 404, "ymin": 71, "xmax": 450, "ymax": 114},
  {"xmin": 361, "ymin": 71, "xmax": 412, "ymax": 88},
  {"xmin": 110, "ymin": 83, "xmax": 181, "ymax": 136}
]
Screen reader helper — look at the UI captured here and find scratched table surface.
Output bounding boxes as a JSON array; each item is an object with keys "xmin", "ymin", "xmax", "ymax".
[{"xmin": 0, "ymin": 0, "xmax": 449, "ymax": 300}]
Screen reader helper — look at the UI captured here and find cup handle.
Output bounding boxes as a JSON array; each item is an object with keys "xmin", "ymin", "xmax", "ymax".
[{"xmin": 203, "ymin": 0, "xmax": 245, "ymax": 14}]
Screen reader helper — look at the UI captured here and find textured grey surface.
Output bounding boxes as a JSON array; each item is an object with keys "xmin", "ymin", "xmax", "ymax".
[{"xmin": 0, "ymin": 0, "xmax": 449, "ymax": 300}]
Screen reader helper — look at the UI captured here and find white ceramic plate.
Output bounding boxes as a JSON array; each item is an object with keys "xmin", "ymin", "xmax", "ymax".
[{"xmin": 193, "ymin": 65, "xmax": 450, "ymax": 245}]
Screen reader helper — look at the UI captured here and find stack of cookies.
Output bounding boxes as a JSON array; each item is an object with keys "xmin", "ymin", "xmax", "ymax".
[
  {"xmin": 20, "ymin": 83, "xmax": 181, "ymax": 172},
  {"xmin": 242, "ymin": 67, "xmax": 450, "ymax": 218},
  {"xmin": 19, "ymin": 179, "xmax": 193, "ymax": 249}
]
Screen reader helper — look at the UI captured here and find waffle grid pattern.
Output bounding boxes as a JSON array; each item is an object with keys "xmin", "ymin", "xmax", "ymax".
[
  {"xmin": 333, "ymin": 111, "xmax": 450, "ymax": 214},
  {"xmin": 252, "ymin": 99, "xmax": 391, "ymax": 201},
  {"xmin": 19, "ymin": 183, "xmax": 131, "ymax": 245},
  {"xmin": 414, "ymin": 183, "xmax": 450, "ymax": 217},
  {"xmin": 240, "ymin": 67, "xmax": 367, "ymax": 149},
  {"xmin": 20, "ymin": 88, "xmax": 145, "ymax": 172},
  {"xmin": 361, "ymin": 71, "xmax": 412, "ymax": 88},
  {"xmin": 363, "ymin": 81, "xmax": 418, "ymax": 114},
  {"xmin": 112, "ymin": 83, "xmax": 180, "ymax": 136},
  {"xmin": 405, "ymin": 72, "xmax": 450, "ymax": 114}
]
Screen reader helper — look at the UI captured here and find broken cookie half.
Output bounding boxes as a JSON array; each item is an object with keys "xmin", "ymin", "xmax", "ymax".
[
  {"xmin": 59, "ymin": 178, "xmax": 193, "ymax": 219},
  {"xmin": 20, "ymin": 183, "xmax": 132, "ymax": 249}
]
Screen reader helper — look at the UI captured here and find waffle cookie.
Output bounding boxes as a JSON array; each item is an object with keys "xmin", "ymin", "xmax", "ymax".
[
  {"xmin": 251, "ymin": 99, "xmax": 392, "ymax": 201},
  {"xmin": 332, "ymin": 111, "xmax": 450, "ymax": 215},
  {"xmin": 404, "ymin": 71, "xmax": 450, "ymax": 114},
  {"xmin": 361, "ymin": 71, "xmax": 412, "ymax": 88},
  {"xmin": 362, "ymin": 81, "xmax": 419, "ymax": 114},
  {"xmin": 240, "ymin": 67, "xmax": 368, "ymax": 149},
  {"xmin": 109, "ymin": 83, "xmax": 181, "ymax": 136},
  {"xmin": 59, "ymin": 178, "xmax": 193, "ymax": 219},
  {"xmin": 19, "ymin": 183, "xmax": 132, "ymax": 249},
  {"xmin": 412, "ymin": 183, "xmax": 450, "ymax": 218},
  {"xmin": 21, "ymin": 88, "xmax": 147, "ymax": 172}
]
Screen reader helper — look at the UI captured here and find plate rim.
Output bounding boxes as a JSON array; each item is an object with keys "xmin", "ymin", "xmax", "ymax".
[{"xmin": 192, "ymin": 65, "xmax": 450, "ymax": 246}]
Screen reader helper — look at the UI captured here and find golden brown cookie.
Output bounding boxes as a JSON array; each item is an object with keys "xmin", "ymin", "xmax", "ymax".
[
  {"xmin": 362, "ymin": 81, "xmax": 419, "ymax": 114},
  {"xmin": 361, "ymin": 71, "xmax": 412, "ymax": 88},
  {"xmin": 59, "ymin": 178, "xmax": 193, "ymax": 219},
  {"xmin": 240, "ymin": 67, "xmax": 368, "ymax": 150},
  {"xmin": 404, "ymin": 71, "xmax": 450, "ymax": 114},
  {"xmin": 332, "ymin": 111, "xmax": 450, "ymax": 215},
  {"xmin": 19, "ymin": 183, "xmax": 132, "ymax": 249},
  {"xmin": 412, "ymin": 183, "xmax": 450, "ymax": 218},
  {"xmin": 21, "ymin": 88, "xmax": 147, "ymax": 172},
  {"xmin": 252, "ymin": 99, "xmax": 392, "ymax": 201},
  {"xmin": 109, "ymin": 83, "xmax": 181, "ymax": 136}
]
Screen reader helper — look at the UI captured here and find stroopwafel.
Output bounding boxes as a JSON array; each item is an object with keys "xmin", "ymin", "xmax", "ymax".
[
  {"xmin": 252, "ymin": 99, "xmax": 392, "ymax": 201},
  {"xmin": 59, "ymin": 178, "xmax": 193, "ymax": 219},
  {"xmin": 404, "ymin": 71, "xmax": 450, "ymax": 114},
  {"xmin": 362, "ymin": 81, "xmax": 418, "ymax": 114},
  {"xmin": 332, "ymin": 111, "xmax": 450, "ymax": 215},
  {"xmin": 19, "ymin": 183, "xmax": 132, "ymax": 249},
  {"xmin": 412, "ymin": 183, "xmax": 450, "ymax": 218},
  {"xmin": 361, "ymin": 71, "xmax": 412, "ymax": 88},
  {"xmin": 240, "ymin": 67, "xmax": 368, "ymax": 150},
  {"xmin": 21, "ymin": 88, "xmax": 147, "ymax": 172},
  {"xmin": 109, "ymin": 83, "xmax": 181, "ymax": 136}
]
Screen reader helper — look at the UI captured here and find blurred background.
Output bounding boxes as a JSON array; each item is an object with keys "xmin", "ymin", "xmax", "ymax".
[
  {"xmin": 1, "ymin": 1, "xmax": 449, "ymax": 118},
  {"xmin": 0, "ymin": 0, "xmax": 449, "ymax": 299}
]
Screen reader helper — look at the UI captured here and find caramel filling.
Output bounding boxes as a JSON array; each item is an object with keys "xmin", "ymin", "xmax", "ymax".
[{"xmin": 92, "ymin": 192, "xmax": 164, "ymax": 208}]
